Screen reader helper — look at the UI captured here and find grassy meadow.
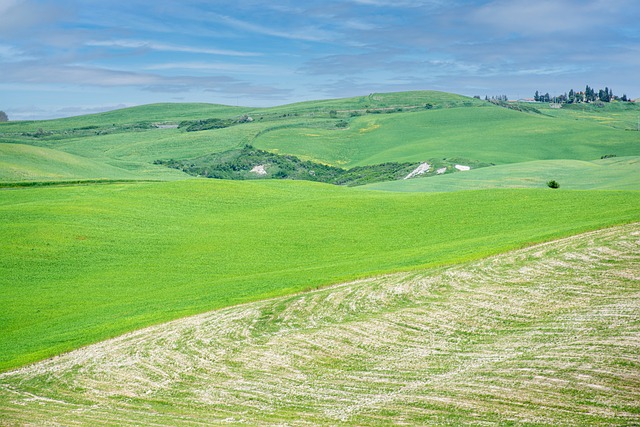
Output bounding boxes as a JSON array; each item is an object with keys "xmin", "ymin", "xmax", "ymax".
[
  {"xmin": 363, "ymin": 156, "xmax": 640, "ymax": 192},
  {"xmin": 1, "ymin": 91, "xmax": 640, "ymax": 424},
  {"xmin": 0, "ymin": 142, "xmax": 188, "ymax": 182},
  {"xmin": 253, "ymin": 103, "xmax": 640, "ymax": 167},
  {"xmin": 2, "ymin": 180, "xmax": 639, "ymax": 372},
  {"xmin": 1, "ymin": 90, "xmax": 638, "ymax": 183},
  {"xmin": 1, "ymin": 223, "xmax": 638, "ymax": 425}
]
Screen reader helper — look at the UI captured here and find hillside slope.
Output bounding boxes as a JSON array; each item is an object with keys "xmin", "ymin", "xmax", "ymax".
[
  {"xmin": 253, "ymin": 103, "xmax": 640, "ymax": 167},
  {"xmin": 362, "ymin": 156, "xmax": 640, "ymax": 192},
  {"xmin": 0, "ymin": 143, "xmax": 187, "ymax": 182},
  {"xmin": 2, "ymin": 91, "xmax": 638, "ymax": 185},
  {"xmin": 2, "ymin": 223, "xmax": 638, "ymax": 425},
  {"xmin": 2, "ymin": 180, "xmax": 640, "ymax": 372}
]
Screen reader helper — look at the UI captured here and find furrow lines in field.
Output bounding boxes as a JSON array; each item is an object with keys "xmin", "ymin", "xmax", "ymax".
[{"xmin": 1, "ymin": 223, "xmax": 639, "ymax": 425}]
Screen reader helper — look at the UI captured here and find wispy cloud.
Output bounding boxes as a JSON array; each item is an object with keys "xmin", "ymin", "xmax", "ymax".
[
  {"xmin": 1, "ymin": 60, "xmax": 291, "ymax": 100},
  {"xmin": 145, "ymin": 61, "xmax": 290, "ymax": 76},
  {"xmin": 348, "ymin": 0, "xmax": 444, "ymax": 7},
  {"xmin": 0, "ymin": 0, "xmax": 65, "ymax": 36},
  {"xmin": 2, "ymin": 62, "xmax": 161, "ymax": 86},
  {"xmin": 472, "ymin": 0, "xmax": 637, "ymax": 36},
  {"xmin": 0, "ymin": 43, "xmax": 32, "ymax": 61},
  {"xmin": 86, "ymin": 39, "xmax": 261, "ymax": 57},
  {"xmin": 1, "ymin": 0, "xmax": 639, "ymax": 119},
  {"xmin": 55, "ymin": 104, "xmax": 129, "ymax": 115},
  {"xmin": 212, "ymin": 14, "xmax": 335, "ymax": 42}
]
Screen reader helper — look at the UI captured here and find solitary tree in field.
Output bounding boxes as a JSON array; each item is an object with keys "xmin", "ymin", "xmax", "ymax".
[
  {"xmin": 0, "ymin": 111, "xmax": 8, "ymax": 122},
  {"xmin": 547, "ymin": 180, "xmax": 560, "ymax": 189}
]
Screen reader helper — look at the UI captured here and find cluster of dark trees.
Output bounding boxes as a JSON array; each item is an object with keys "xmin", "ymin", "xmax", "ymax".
[
  {"xmin": 178, "ymin": 115, "xmax": 253, "ymax": 132},
  {"xmin": 477, "ymin": 95, "xmax": 508, "ymax": 102},
  {"xmin": 534, "ymin": 86, "xmax": 630, "ymax": 103},
  {"xmin": 478, "ymin": 95, "xmax": 509, "ymax": 103},
  {"xmin": 0, "ymin": 111, "xmax": 8, "ymax": 122}
]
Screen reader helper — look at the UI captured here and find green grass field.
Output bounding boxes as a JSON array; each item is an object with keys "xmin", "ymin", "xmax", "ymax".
[
  {"xmin": 363, "ymin": 156, "xmax": 640, "ymax": 192},
  {"xmin": 253, "ymin": 105, "xmax": 640, "ymax": 167},
  {"xmin": 0, "ymin": 143, "xmax": 188, "ymax": 182},
  {"xmin": 0, "ymin": 102, "xmax": 253, "ymax": 133},
  {"xmin": 1, "ymin": 223, "xmax": 638, "ymax": 425},
  {"xmin": 538, "ymin": 99, "xmax": 640, "ymax": 130},
  {"xmin": 1, "ymin": 91, "xmax": 640, "ymax": 424},
  {"xmin": 2, "ymin": 180, "xmax": 639, "ymax": 372},
  {"xmin": 1, "ymin": 91, "xmax": 638, "ymax": 183}
]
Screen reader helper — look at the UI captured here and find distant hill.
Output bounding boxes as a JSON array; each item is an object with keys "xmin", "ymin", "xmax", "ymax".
[
  {"xmin": 363, "ymin": 156, "xmax": 640, "ymax": 192},
  {"xmin": 1, "ymin": 90, "xmax": 638, "ymax": 186},
  {"xmin": 252, "ymin": 100, "xmax": 640, "ymax": 167},
  {"xmin": 0, "ymin": 143, "xmax": 186, "ymax": 182}
]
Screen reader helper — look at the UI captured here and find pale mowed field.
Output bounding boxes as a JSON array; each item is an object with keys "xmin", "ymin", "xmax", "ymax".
[{"xmin": 1, "ymin": 223, "xmax": 639, "ymax": 426}]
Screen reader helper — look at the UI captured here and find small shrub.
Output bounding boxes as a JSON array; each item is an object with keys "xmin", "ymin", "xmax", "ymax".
[{"xmin": 547, "ymin": 180, "xmax": 560, "ymax": 189}]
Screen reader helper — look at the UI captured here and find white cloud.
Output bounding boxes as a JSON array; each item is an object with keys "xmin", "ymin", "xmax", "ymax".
[
  {"xmin": 144, "ymin": 61, "xmax": 291, "ymax": 76},
  {"xmin": 1, "ymin": 0, "xmax": 639, "ymax": 118},
  {"xmin": 86, "ymin": 39, "xmax": 261, "ymax": 57},
  {"xmin": 0, "ymin": 43, "xmax": 32, "ymax": 61},
  {"xmin": 0, "ymin": 60, "xmax": 291, "ymax": 99},
  {"xmin": 472, "ymin": 0, "xmax": 628, "ymax": 35},
  {"xmin": 0, "ymin": 0, "xmax": 64, "ymax": 35},
  {"xmin": 344, "ymin": 19, "xmax": 379, "ymax": 31},
  {"xmin": 214, "ymin": 14, "xmax": 335, "ymax": 42},
  {"xmin": 0, "ymin": 0, "xmax": 20, "ymax": 13},
  {"xmin": 348, "ymin": 0, "xmax": 444, "ymax": 7}
]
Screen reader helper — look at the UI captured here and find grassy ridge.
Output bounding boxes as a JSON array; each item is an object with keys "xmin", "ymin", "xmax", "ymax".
[
  {"xmin": 539, "ymin": 99, "xmax": 640, "ymax": 130},
  {"xmin": 1, "ymin": 180, "xmax": 640, "ymax": 371},
  {"xmin": 254, "ymin": 106, "xmax": 640, "ymax": 167},
  {"xmin": 0, "ymin": 103, "xmax": 261, "ymax": 182},
  {"xmin": 0, "ymin": 103, "xmax": 252, "ymax": 133},
  {"xmin": 363, "ymin": 156, "xmax": 640, "ymax": 192},
  {"xmin": 0, "ymin": 143, "xmax": 135, "ymax": 181},
  {"xmin": 1, "ymin": 92, "xmax": 638, "ymax": 184},
  {"xmin": 0, "ymin": 143, "xmax": 188, "ymax": 182},
  {"xmin": 1, "ymin": 223, "xmax": 638, "ymax": 425},
  {"xmin": 0, "ymin": 92, "xmax": 486, "ymax": 171}
]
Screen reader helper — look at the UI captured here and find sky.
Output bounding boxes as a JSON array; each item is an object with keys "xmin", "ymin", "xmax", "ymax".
[{"xmin": 0, "ymin": 0, "xmax": 639, "ymax": 120}]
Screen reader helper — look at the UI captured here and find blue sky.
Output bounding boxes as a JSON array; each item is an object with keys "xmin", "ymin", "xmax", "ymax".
[{"xmin": 1, "ymin": 0, "xmax": 638, "ymax": 120}]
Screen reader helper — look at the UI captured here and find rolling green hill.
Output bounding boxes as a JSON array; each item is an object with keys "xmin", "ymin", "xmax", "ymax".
[
  {"xmin": 0, "ymin": 143, "xmax": 187, "ymax": 182},
  {"xmin": 363, "ymin": 156, "xmax": 640, "ymax": 192},
  {"xmin": 0, "ymin": 103, "xmax": 253, "ymax": 133},
  {"xmin": 2, "ymin": 223, "xmax": 638, "ymax": 425},
  {"xmin": 538, "ymin": 99, "xmax": 640, "ymax": 130},
  {"xmin": 0, "ymin": 92, "xmax": 486, "ymax": 174},
  {"xmin": 253, "ymin": 104, "xmax": 640, "ymax": 167},
  {"xmin": 1, "ymin": 90, "xmax": 639, "ymax": 374},
  {"xmin": 1, "ymin": 91, "xmax": 638, "ymax": 186},
  {"xmin": 2, "ymin": 180, "xmax": 640, "ymax": 372}
]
